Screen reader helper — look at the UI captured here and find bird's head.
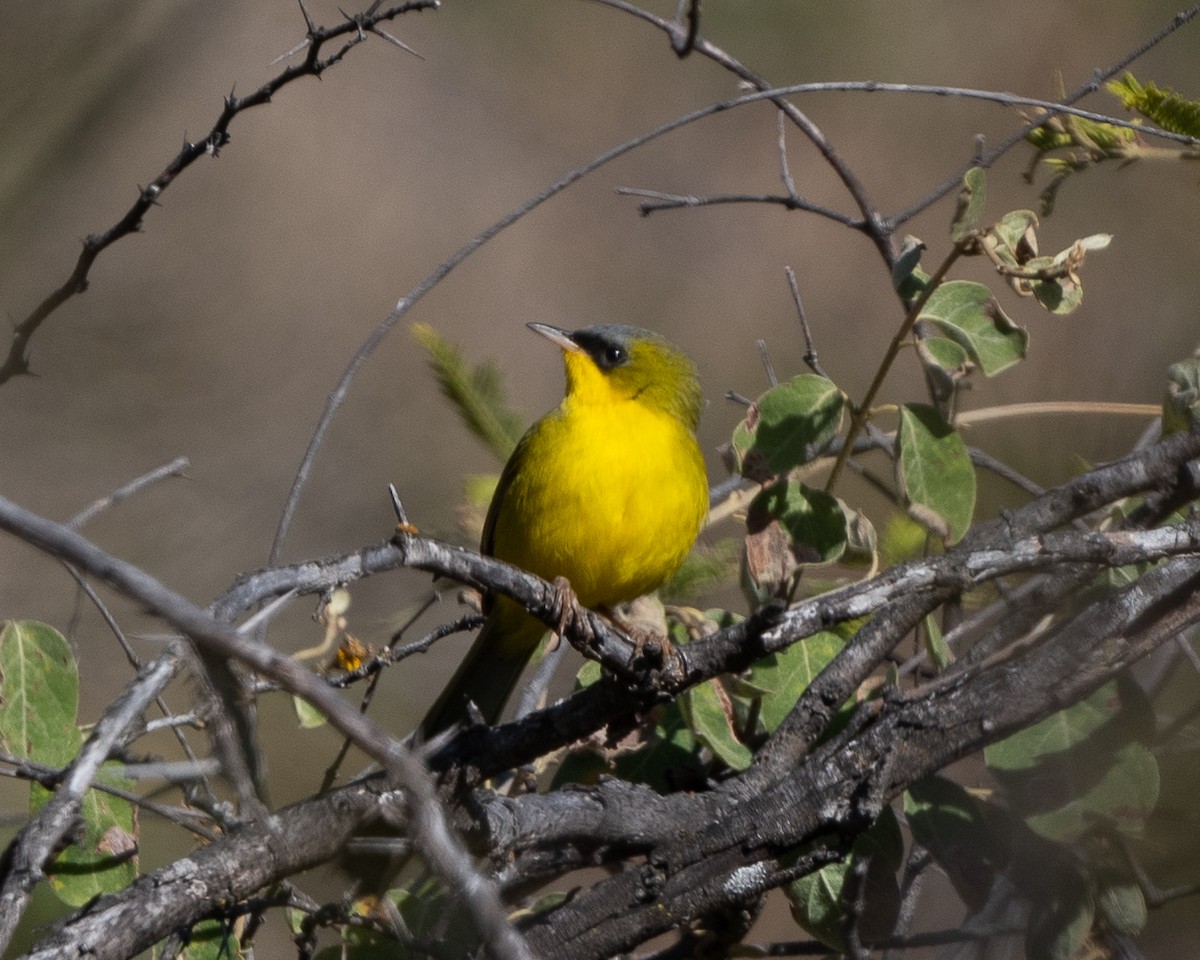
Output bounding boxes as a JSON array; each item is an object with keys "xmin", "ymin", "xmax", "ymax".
[{"xmin": 529, "ymin": 323, "xmax": 702, "ymax": 430}]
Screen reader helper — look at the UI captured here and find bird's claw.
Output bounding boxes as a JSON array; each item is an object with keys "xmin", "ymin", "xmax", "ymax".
[{"xmin": 547, "ymin": 576, "xmax": 592, "ymax": 651}]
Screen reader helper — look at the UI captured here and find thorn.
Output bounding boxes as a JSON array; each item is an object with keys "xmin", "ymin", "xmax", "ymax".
[
  {"xmin": 337, "ymin": 8, "xmax": 366, "ymax": 41},
  {"xmin": 271, "ymin": 37, "xmax": 312, "ymax": 65},
  {"xmin": 371, "ymin": 26, "xmax": 424, "ymax": 59},
  {"xmin": 297, "ymin": 0, "xmax": 317, "ymax": 34},
  {"xmin": 756, "ymin": 339, "xmax": 778, "ymax": 387},
  {"xmin": 389, "ymin": 484, "xmax": 418, "ymax": 536},
  {"xmin": 238, "ymin": 589, "xmax": 298, "ymax": 634}
]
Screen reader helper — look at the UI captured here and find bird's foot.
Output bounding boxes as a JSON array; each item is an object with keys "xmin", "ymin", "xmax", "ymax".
[
  {"xmin": 547, "ymin": 576, "xmax": 592, "ymax": 652},
  {"xmin": 609, "ymin": 596, "xmax": 673, "ymax": 669}
]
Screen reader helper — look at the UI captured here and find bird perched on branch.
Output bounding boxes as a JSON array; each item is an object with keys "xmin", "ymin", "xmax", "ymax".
[{"xmin": 418, "ymin": 322, "xmax": 709, "ymax": 738}]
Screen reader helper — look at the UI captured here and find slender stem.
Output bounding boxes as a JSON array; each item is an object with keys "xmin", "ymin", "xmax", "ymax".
[
  {"xmin": 956, "ymin": 401, "xmax": 1161, "ymax": 427},
  {"xmin": 825, "ymin": 244, "xmax": 965, "ymax": 492}
]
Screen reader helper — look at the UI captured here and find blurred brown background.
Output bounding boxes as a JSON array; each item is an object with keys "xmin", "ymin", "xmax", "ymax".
[{"xmin": 1, "ymin": 0, "xmax": 1199, "ymax": 937}]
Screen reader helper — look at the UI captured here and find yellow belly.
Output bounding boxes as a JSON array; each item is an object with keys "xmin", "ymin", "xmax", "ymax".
[{"xmin": 489, "ymin": 397, "xmax": 708, "ymax": 610}]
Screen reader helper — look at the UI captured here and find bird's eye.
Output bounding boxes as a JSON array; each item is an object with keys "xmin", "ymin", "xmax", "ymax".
[{"xmin": 604, "ymin": 345, "xmax": 627, "ymax": 367}]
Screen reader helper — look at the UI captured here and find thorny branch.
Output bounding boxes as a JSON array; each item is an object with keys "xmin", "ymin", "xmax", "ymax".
[{"xmin": 0, "ymin": 1, "xmax": 438, "ymax": 388}]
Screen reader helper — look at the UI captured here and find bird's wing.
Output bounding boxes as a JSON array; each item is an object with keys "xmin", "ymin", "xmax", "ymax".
[{"xmin": 480, "ymin": 423, "xmax": 537, "ymax": 559}]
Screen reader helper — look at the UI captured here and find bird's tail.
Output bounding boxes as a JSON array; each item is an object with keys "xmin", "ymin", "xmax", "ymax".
[{"xmin": 416, "ymin": 598, "xmax": 546, "ymax": 740}]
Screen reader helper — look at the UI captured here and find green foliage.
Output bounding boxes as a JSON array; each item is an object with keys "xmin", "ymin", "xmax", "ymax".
[
  {"xmin": 1108, "ymin": 72, "xmax": 1200, "ymax": 138},
  {"xmin": 679, "ymin": 679, "xmax": 754, "ymax": 770},
  {"xmin": 950, "ymin": 165, "xmax": 988, "ymax": 242},
  {"xmin": 1163, "ymin": 358, "xmax": 1200, "ymax": 435},
  {"xmin": 917, "ymin": 279, "xmax": 1028, "ymax": 376},
  {"xmin": 905, "ymin": 776, "xmax": 998, "ymax": 911},
  {"xmin": 784, "ymin": 808, "xmax": 903, "ymax": 949},
  {"xmin": 0, "ymin": 621, "xmax": 138, "ymax": 907},
  {"xmin": 411, "ymin": 322, "xmax": 526, "ymax": 463},
  {"xmin": 0, "ymin": 620, "xmax": 79, "ymax": 767},
  {"xmin": 1025, "ymin": 869, "xmax": 1094, "ymax": 960},
  {"xmin": 730, "ymin": 374, "xmax": 844, "ymax": 481},
  {"xmin": 985, "ymin": 680, "xmax": 1159, "ymax": 842},
  {"xmin": 741, "ymin": 481, "xmax": 849, "ymax": 601},
  {"xmin": 1096, "ymin": 878, "xmax": 1147, "ymax": 937},
  {"xmin": 895, "ymin": 404, "xmax": 975, "ymax": 544},
  {"xmin": 1024, "ymin": 71, "xmax": 1200, "ymax": 213},
  {"xmin": 748, "ymin": 628, "xmax": 846, "ymax": 732},
  {"xmin": 921, "ymin": 612, "xmax": 953, "ymax": 669},
  {"xmin": 177, "ymin": 919, "xmax": 244, "ymax": 960}
]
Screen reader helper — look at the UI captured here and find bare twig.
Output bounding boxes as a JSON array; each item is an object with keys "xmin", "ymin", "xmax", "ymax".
[
  {"xmin": 68, "ymin": 457, "xmax": 190, "ymax": 529},
  {"xmin": 784, "ymin": 266, "xmax": 828, "ymax": 379},
  {"xmin": 616, "ymin": 186, "xmax": 858, "ymax": 225},
  {"xmin": 776, "ymin": 110, "xmax": 800, "ymax": 202},
  {"xmin": 1, "ymin": 2, "xmax": 438, "ymax": 387}
]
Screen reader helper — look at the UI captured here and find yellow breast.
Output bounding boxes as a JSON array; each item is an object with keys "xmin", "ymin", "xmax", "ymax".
[{"xmin": 489, "ymin": 394, "xmax": 708, "ymax": 610}]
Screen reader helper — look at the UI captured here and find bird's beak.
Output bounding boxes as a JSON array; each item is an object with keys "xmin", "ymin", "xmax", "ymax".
[{"xmin": 527, "ymin": 322, "xmax": 582, "ymax": 354}]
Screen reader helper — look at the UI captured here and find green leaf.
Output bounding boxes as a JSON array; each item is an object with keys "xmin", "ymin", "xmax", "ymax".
[
  {"xmin": 895, "ymin": 405, "xmax": 976, "ymax": 544},
  {"xmin": 742, "ymin": 480, "xmax": 851, "ymax": 603},
  {"xmin": 917, "ymin": 280, "xmax": 1028, "ymax": 376},
  {"xmin": 1026, "ymin": 235, "xmax": 1111, "ymax": 315},
  {"xmin": 988, "ymin": 210, "xmax": 1039, "ymax": 267},
  {"xmin": 750, "ymin": 631, "xmax": 845, "ymax": 733},
  {"xmin": 662, "ymin": 539, "xmax": 739, "ymax": 601},
  {"xmin": 904, "ymin": 776, "xmax": 996, "ymax": 911},
  {"xmin": 785, "ymin": 809, "xmax": 903, "ymax": 950},
  {"xmin": 177, "ymin": 919, "xmax": 244, "ymax": 960},
  {"xmin": 292, "ymin": 695, "xmax": 327, "ymax": 729},
  {"xmin": 387, "ymin": 878, "xmax": 479, "ymax": 958},
  {"xmin": 1163, "ymin": 358, "xmax": 1200, "ymax": 435},
  {"xmin": 1108, "ymin": 72, "xmax": 1200, "ymax": 138},
  {"xmin": 878, "ymin": 514, "xmax": 928, "ymax": 567},
  {"xmin": 891, "ymin": 235, "xmax": 927, "ymax": 296},
  {"xmin": 0, "ymin": 620, "xmax": 81, "ymax": 767},
  {"xmin": 748, "ymin": 480, "xmax": 849, "ymax": 565},
  {"xmin": 1097, "ymin": 879, "xmax": 1146, "ymax": 936},
  {"xmin": 917, "ymin": 335, "xmax": 972, "ymax": 375},
  {"xmin": 922, "ymin": 613, "xmax": 954, "ymax": 670},
  {"xmin": 679, "ymin": 680, "xmax": 753, "ymax": 770},
  {"xmin": 951, "ymin": 167, "xmax": 987, "ymax": 242},
  {"xmin": 314, "ymin": 877, "xmax": 483, "ymax": 960},
  {"xmin": 38, "ymin": 763, "xmax": 138, "ymax": 906},
  {"xmin": 555, "ymin": 694, "xmax": 708, "ymax": 794},
  {"xmin": 985, "ymin": 681, "xmax": 1159, "ymax": 841},
  {"xmin": 0, "ymin": 622, "xmax": 138, "ymax": 906},
  {"xmin": 732, "ymin": 375, "xmax": 844, "ymax": 479},
  {"xmin": 613, "ymin": 700, "xmax": 707, "ymax": 792},
  {"xmin": 411, "ymin": 322, "xmax": 526, "ymax": 463},
  {"xmin": 179, "ymin": 920, "xmax": 240, "ymax": 960},
  {"xmin": 1026, "ymin": 870, "xmax": 1093, "ymax": 960}
]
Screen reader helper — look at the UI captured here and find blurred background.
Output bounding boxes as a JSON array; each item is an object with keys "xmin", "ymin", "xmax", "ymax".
[{"xmin": 1, "ymin": 0, "xmax": 1199, "ymax": 946}]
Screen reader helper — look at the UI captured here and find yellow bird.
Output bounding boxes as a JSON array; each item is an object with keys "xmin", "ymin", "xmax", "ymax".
[{"xmin": 418, "ymin": 323, "xmax": 709, "ymax": 738}]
